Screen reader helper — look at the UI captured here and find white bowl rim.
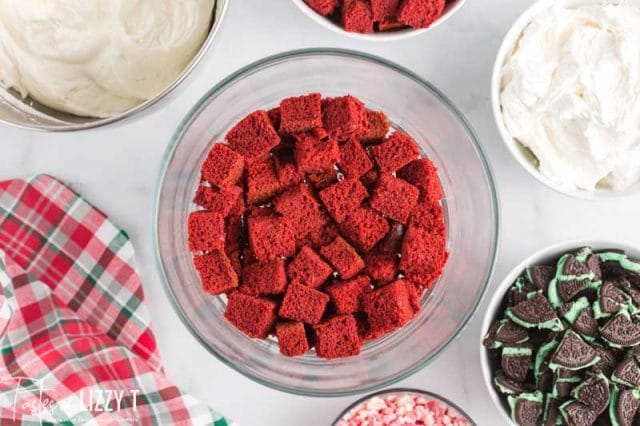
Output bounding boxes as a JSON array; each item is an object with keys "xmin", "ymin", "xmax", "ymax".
[
  {"xmin": 491, "ymin": 0, "xmax": 640, "ymax": 200},
  {"xmin": 479, "ymin": 239, "xmax": 640, "ymax": 425},
  {"xmin": 291, "ymin": 0, "xmax": 467, "ymax": 41},
  {"xmin": 0, "ymin": 0, "xmax": 229, "ymax": 132}
]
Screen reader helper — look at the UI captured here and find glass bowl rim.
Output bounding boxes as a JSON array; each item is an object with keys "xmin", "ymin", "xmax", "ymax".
[
  {"xmin": 331, "ymin": 387, "xmax": 477, "ymax": 425},
  {"xmin": 152, "ymin": 47, "xmax": 501, "ymax": 397}
]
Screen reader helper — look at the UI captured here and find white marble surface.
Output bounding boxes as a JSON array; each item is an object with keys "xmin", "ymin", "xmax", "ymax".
[{"xmin": 0, "ymin": 1, "xmax": 639, "ymax": 425}]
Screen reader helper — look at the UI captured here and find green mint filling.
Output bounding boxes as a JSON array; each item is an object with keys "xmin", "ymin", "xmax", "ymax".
[
  {"xmin": 599, "ymin": 252, "xmax": 640, "ymax": 273},
  {"xmin": 562, "ymin": 297, "xmax": 590, "ymax": 324}
]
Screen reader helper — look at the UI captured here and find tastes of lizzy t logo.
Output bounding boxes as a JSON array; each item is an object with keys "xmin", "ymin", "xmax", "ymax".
[{"xmin": 2, "ymin": 377, "xmax": 140, "ymax": 423}]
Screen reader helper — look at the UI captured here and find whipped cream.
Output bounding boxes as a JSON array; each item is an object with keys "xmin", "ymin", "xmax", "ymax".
[
  {"xmin": 500, "ymin": 2, "xmax": 640, "ymax": 191},
  {"xmin": 0, "ymin": 0, "xmax": 214, "ymax": 118}
]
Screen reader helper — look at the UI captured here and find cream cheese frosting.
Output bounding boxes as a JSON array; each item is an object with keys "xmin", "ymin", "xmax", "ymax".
[
  {"xmin": 500, "ymin": 2, "xmax": 640, "ymax": 191},
  {"xmin": 0, "ymin": 0, "xmax": 214, "ymax": 118}
]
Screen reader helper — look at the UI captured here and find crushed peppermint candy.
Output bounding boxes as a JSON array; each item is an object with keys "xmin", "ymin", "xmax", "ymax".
[{"xmin": 336, "ymin": 393, "xmax": 472, "ymax": 426}]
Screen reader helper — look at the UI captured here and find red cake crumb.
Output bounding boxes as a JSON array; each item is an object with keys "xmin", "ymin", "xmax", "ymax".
[
  {"xmin": 409, "ymin": 201, "xmax": 445, "ymax": 235},
  {"xmin": 247, "ymin": 215, "xmax": 296, "ymax": 261},
  {"xmin": 397, "ymin": 158, "xmax": 443, "ymax": 202},
  {"xmin": 226, "ymin": 248, "xmax": 242, "ymax": 278},
  {"xmin": 240, "ymin": 258, "xmax": 287, "ymax": 296},
  {"xmin": 224, "ymin": 291, "xmax": 278, "ymax": 339},
  {"xmin": 299, "ymin": 222, "xmax": 340, "ymax": 250},
  {"xmin": 226, "ymin": 111, "xmax": 281, "ymax": 161},
  {"xmin": 379, "ymin": 221, "xmax": 405, "ymax": 253},
  {"xmin": 314, "ymin": 315, "xmax": 361, "ymax": 359},
  {"xmin": 339, "ymin": 207, "xmax": 390, "ymax": 252},
  {"xmin": 273, "ymin": 151, "xmax": 304, "ymax": 191},
  {"xmin": 339, "ymin": 137, "xmax": 373, "ymax": 179},
  {"xmin": 371, "ymin": 0, "xmax": 400, "ymax": 21},
  {"xmin": 370, "ymin": 131, "xmax": 420, "ymax": 173},
  {"xmin": 320, "ymin": 236, "xmax": 365, "ymax": 280},
  {"xmin": 267, "ymin": 107, "xmax": 281, "ymax": 131},
  {"xmin": 307, "ymin": 169, "xmax": 339, "ymax": 189},
  {"xmin": 279, "ymin": 283, "xmax": 329, "ymax": 325},
  {"xmin": 362, "ymin": 280, "xmax": 415, "ymax": 335},
  {"xmin": 364, "ymin": 251, "xmax": 398, "ymax": 285},
  {"xmin": 294, "ymin": 131, "xmax": 340, "ymax": 174},
  {"xmin": 200, "ymin": 143, "xmax": 245, "ymax": 188},
  {"xmin": 399, "ymin": 225, "xmax": 447, "ymax": 275},
  {"xmin": 359, "ymin": 110, "xmax": 391, "ymax": 144},
  {"xmin": 193, "ymin": 250, "xmax": 238, "ymax": 295},
  {"xmin": 193, "ymin": 185, "xmax": 243, "ymax": 218},
  {"xmin": 279, "ymin": 93, "xmax": 323, "ymax": 134},
  {"xmin": 342, "ymin": 0, "xmax": 374, "ymax": 33},
  {"xmin": 276, "ymin": 322, "xmax": 310, "ymax": 357},
  {"xmin": 224, "ymin": 215, "xmax": 243, "ymax": 252},
  {"xmin": 370, "ymin": 174, "xmax": 420, "ymax": 224},
  {"xmin": 322, "ymin": 96, "xmax": 368, "ymax": 141},
  {"xmin": 188, "ymin": 211, "xmax": 225, "ymax": 252},
  {"xmin": 274, "ymin": 184, "xmax": 328, "ymax": 240},
  {"xmin": 304, "ymin": 0, "xmax": 339, "ymax": 15},
  {"xmin": 246, "ymin": 156, "xmax": 280, "ymax": 205},
  {"xmin": 397, "ymin": 0, "xmax": 445, "ymax": 29},
  {"xmin": 326, "ymin": 275, "xmax": 371, "ymax": 314},
  {"xmin": 378, "ymin": 18, "xmax": 408, "ymax": 31},
  {"xmin": 318, "ymin": 179, "xmax": 367, "ymax": 223},
  {"xmin": 287, "ymin": 246, "xmax": 333, "ymax": 289}
]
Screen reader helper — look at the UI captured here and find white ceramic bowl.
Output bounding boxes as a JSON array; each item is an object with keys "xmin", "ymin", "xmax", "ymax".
[
  {"xmin": 491, "ymin": 0, "xmax": 640, "ymax": 200},
  {"xmin": 292, "ymin": 0, "xmax": 467, "ymax": 41},
  {"xmin": 480, "ymin": 240, "xmax": 640, "ymax": 424}
]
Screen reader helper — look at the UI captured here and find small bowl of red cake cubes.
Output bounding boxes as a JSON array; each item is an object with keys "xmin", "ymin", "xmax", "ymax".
[
  {"xmin": 154, "ymin": 49, "xmax": 498, "ymax": 395},
  {"xmin": 293, "ymin": 0, "xmax": 466, "ymax": 40}
]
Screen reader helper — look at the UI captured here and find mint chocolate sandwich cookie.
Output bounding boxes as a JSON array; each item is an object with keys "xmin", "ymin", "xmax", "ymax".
[
  {"xmin": 508, "ymin": 391, "xmax": 544, "ymax": 426},
  {"xmin": 609, "ymin": 387, "xmax": 640, "ymax": 426},
  {"xmin": 612, "ymin": 358, "xmax": 640, "ymax": 388},
  {"xmin": 506, "ymin": 293, "xmax": 564, "ymax": 331},
  {"xmin": 483, "ymin": 247, "xmax": 640, "ymax": 425}
]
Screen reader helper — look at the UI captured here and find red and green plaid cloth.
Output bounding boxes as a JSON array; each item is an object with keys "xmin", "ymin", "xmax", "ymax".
[{"xmin": 0, "ymin": 175, "xmax": 231, "ymax": 425}]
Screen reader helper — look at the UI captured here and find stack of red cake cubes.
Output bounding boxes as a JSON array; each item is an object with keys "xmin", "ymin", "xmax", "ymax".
[
  {"xmin": 187, "ymin": 93, "xmax": 447, "ymax": 359},
  {"xmin": 303, "ymin": 0, "xmax": 449, "ymax": 34}
]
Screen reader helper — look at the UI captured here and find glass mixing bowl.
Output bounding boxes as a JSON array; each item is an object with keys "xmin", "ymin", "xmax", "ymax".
[{"xmin": 153, "ymin": 49, "xmax": 499, "ymax": 396}]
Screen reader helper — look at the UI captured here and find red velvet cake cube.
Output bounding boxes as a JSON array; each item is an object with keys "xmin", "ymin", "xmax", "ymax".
[
  {"xmin": 287, "ymin": 246, "xmax": 333, "ymax": 289},
  {"xmin": 326, "ymin": 275, "xmax": 371, "ymax": 314},
  {"xmin": 240, "ymin": 258, "xmax": 287, "ymax": 296},
  {"xmin": 299, "ymin": 222, "xmax": 340, "ymax": 250},
  {"xmin": 247, "ymin": 215, "xmax": 296, "ymax": 261},
  {"xmin": 339, "ymin": 207, "xmax": 390, "ymax": 252},
  {"xmin": 409, "ymin": 201, "xmax": 446, "ymax": 236},
  {"xmin": 193, "ymin": 250, "xmax": 238, "ymax": 295},
  {"xmin": 320, "ymin": 236, "xmax": 365, "ymax": 280},
  {"xmin": 313, "ymin": 315, "xmax": 361, "ymax": 359},
  {"xmin": 370, "ymin": 131, "xmax": 420, "ymax": 173},
  {"xmin": 273, "ymin": 151, "xmax": 304, "ymax": 191},
  {"xmin": 397, "ymin": 0, "xmax": 445, "ymax": 29},
  {"xmin": 359, "ymin": 110, "xmax": 390, "ymax": 144},
  {"xmin": 322, "ymin": 96, "xmax": 368, "ymax": 141},
  {"xmin": 226, "ymin": 110, "xmax": 280, "ymax": 161},
  {"xmin": 362, "ymin": 280, "xmax": 415, "ymax": 334},
  {"xmin": 406, "ymin": 268, "xmax": 441, "ymax": 291},
  {"xmin": 397, "ymin": 158, "xmax": 443, "ymax": 202},
  {"xmin": 279, "ymin": 93, "xmax": 322, "ymax": 135},
  {"xmin": 370, "ymin": 174, "xmax": 420, "ymax": 224},
  {"xmin": 224, "ymin": 291, "xmax": 278, "ymax": 339},
  {"xmin": 279, "ymin": 283, "xmax": 329, "ymax": 325},
  {"xmin": 224, "ymin": 214, "xmax": 243, "ymax": 253},
  {"xmin": 399, "ymin": 225, "xmax": 447, "ymax": 274},
  {"xmin": 274, "ymin": 184, "xmax": 328, "ymax": 239},
  {"xmin": 342, "ymin": 0, "xmax": 374, "ymax": 33},
  {"xmin": 378, "ymin": 18, "xmax": 408, "ymax": 31},
  {"xmin": 360, "ymin": 168, "xmax": 379, "ymax": 189},
  {"xmin": 188, "ymin": 211, "xmax": 225, "ymax": 252},
  {"xmin": 294, "ymin": 131, "xmax": 340, "ymax": 174},
  {"xmin": 318, "ymin": 179, "xmax": 367, "ymax": 223},
  {"xmin": 246, "ymin": 156, "xmax": 280, "ymax": 205},
  {"xmin": 303, "ymin": 0, "xmax": 339, "ymax": 15},
  {"xmin": 364, "ymin": 251, "xmax": 398, "ymax": 285},
  {"xmin": 307, "ymin": 169, "xmax": 339, "ymax": 190},
  {"xmin": 405, "ymin": 280, "xmax": 422, "ymax": 313},
  {"xmin": 193, "ymin": 185, "xmax": 243, "ymax": 218},
  {"xmin": 226, "ymin": 248, "xmax": 242, "ymax": 278},
  {"xmin": 339, "ymin": 137, "xmax": 373, "ymax": 179},
  {"xmin": 371, "ymin": 0, "xmax": 400, "ymax": 21},
  {"xmin": 276, "ymin": 321, "xmax": 310, "ymax": 357},
  {"xmin": 267, "ymin": 107, "xmax": 281, "ymax": 131},
  {"xmin": 200, "ymin": 143, "xmax": 245, "ymax": 188}
]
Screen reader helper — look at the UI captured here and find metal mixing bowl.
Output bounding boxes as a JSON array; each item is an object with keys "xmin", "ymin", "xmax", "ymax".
[{"xmin": 0, "ymin": 0, "xmax": 228, "ymax": 132}]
